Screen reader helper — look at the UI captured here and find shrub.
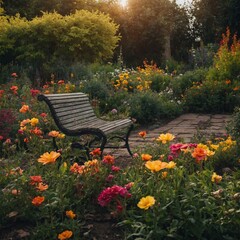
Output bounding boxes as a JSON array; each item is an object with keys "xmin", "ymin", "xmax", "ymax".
[
  {"xmin": 171, "ymin": 68, "xmax": 208, "ymax": 99},
  {"xmin": 183, "ymin": 79, "xmax": 240, "ymax": 113},
  {"xmin": 207, "ymin": 28, "xmax": 240, "ymax": 81},
  {"xmin": 227, "ymin": 107, "xmax": 240, "ymax": 140},
  {"xmin": 129, "ymin": 91, "xmax": 182, "ymax": 124}
]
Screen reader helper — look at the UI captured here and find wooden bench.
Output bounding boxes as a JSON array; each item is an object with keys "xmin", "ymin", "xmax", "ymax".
[{"xmin": 38, "ymin": 93, "xmax": 134, "ymax": 158}]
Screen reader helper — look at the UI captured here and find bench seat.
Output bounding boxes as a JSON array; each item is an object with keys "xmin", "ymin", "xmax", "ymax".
[{"xmin": 38, "ymin": 92, "xmax": 134, "ymax": 158}]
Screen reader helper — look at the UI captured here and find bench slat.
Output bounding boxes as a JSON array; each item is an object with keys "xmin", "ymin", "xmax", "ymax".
[{"xmin": 54, "ymin": 104, "xmax": 93, "ymax": 114}]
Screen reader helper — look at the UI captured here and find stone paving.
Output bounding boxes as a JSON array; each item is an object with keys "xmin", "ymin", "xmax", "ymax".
[{"xmin": 104, "ymin": 113, "xmax": 232, "ymax": 159}]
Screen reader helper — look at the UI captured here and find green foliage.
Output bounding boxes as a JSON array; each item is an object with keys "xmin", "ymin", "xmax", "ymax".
[
  {"xmin": 227, "ymin": 107, "xmax": 240, "ymax": 140},
  {"xmin": 183, "ymin": 79, "xmax": 240, "ymax": 113},
  {"xmin": 0, "ymin": 10, "xmax": 120, "ymax": 83},
  {"xmin": 150, "ymin": 74, "xmax": 172, "ymax": 93},
  {"xmin": 207, "ymin": 28, "xmax": 240, "ymax": 81},
  {"xmin": 171, "ymin": 68, "xmax": 208, "ymax": 99},
  {"xmin": 129, "ymin": 91, "xmax": 182, "ymax": 124}
]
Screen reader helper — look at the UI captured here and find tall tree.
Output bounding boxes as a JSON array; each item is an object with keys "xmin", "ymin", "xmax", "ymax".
[
  {"xmin": 191, "ymin": 0, "xmax": 240, "ymax": 44},
  {"xmin": 121, "ymin": 0, "xmax": 191, "ymax": 66}
]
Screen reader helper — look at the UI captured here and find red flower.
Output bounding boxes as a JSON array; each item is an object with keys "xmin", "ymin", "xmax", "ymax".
[
  {"xmin": 11, "ymin": 72, "xmax": 18, "ymax": 78},
  {"xmin": 30, "ymin": 89, "xmax": 41, "ymax": 97},
  {"xmin": 90, "ymin": 148, "xmax": 101, "ymax": 156}
]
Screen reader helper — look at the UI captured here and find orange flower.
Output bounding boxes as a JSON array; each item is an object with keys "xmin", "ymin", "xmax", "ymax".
[
  {"xmin": 36, "ymin": 182, "xmax": 49, "ymax": 191},
  {"xmin": 31, "ymin": 127, "xmax": 43, "ymax": 136},
  {"xmin": 70, "ymin": 163, "xmax": 85, "ymax": 174},
  {"xmin": 233, "ymin": 86, "xmax": 239, "ymax": 91},
  {"xmin": 58, "ymin": 230, "xmax": 73, "ymax": 240},
  {"xmin": 10, "ymin": 85, "xmax": 18, "ymax": 94},
  {"xmin": 191, "ymin": 146, "xmax": 207, "ymax": 163},
  {"xmin": 32, "ymin": 196, "xmax": 45, "ymax": 206},
  {"xmin": 138, "ymin": 131, "xmax": 147, "ymax": 138},
  {"xmin": 211, "ymin": 172, "xmax": 222, "ymax": 184},
  {"xmin": 48, "ymin": 130, "xmax": 60, "ymax": 137},
  {"xmin": 0, "ymin": 90, "xmax": 4, "ymax": 97},
  {"xmin": 66, "ymin": 210, "xmax": 76, "ymax": 219},
  {"xmin": 141, "ymin": 154, "xmax": 152, "ymax": 161},
  {"xmin": 225, "ymin": 79, "xmax": 231, "ymax": 84},
  {"xmin": 38, "ymin": 151, "xmax": 61, "ymax": 165},
  {"xmin": 102, "ymin": 155, "xmax": 115, "ymax": 165},
  {"xmin": 30, "ymin": 175, "xmax": 43, "ymax": 185},
  {"xmin": 19, "ymin": 105, "xmax": 29, "ymax": 113},
  {"xmin": 90, "ymin": 148, "xmax": 101, "ymax": 156},
  {"xmin": 145, "ymin": 160, "xmax": 168, "ymax": 172},
  {"xmin": 20, "ymin": 119, "xmax": 31, "ymax": 127}
]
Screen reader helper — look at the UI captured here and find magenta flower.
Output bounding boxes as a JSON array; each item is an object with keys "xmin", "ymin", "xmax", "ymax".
[{"xmin": 98, "ymin": 185, "xmax": 131, "ymax": 207}]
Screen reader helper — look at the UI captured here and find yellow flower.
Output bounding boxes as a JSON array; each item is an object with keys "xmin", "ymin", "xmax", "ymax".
[
  {"xmin": 38, "ymin": 151, "xmax": 61, "ymax": 165},
  {"xmin": 210, "ymin": 144, "xmax": 219, "ymax": 150},
  {"xmin": 156, "ymin": 133, "xmax": 175, "ymax": 144},
  {"xmin": 30, "ymin": 118, "xmax": 39, "ymax": 126},
  {"xmin": 211, "ymin": 172, "xmax": 222, "ymax": 184},
  {"xmin": 161, "ymin": 171, "xmax": 168, "ymax": 179},
  {"xmin": 58, "ymin": 230, "xmax": 73, "ymax": 240},
  {"xmin": 66, "ymin": 210, "xmax": 76, "ymax": 219},
  {"xmin": 141, "ymin": 154, "xmax": 152, "ymax": 161},
  {"xmin": 166, "ymin": 161, "xmax": 176, "ymax": 169},
  {"xmin": 145, "ymin": 160, "xmax": 168, "ymax": 172},
  {"xmin": 137, "ymin": 196, "xmax": 156, "ymax": 210}
]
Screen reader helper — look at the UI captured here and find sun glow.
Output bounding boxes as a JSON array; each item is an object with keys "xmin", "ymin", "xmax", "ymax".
[{"xmin": 119, "ymin": 0, "xmax": 127, "ymax": 7}]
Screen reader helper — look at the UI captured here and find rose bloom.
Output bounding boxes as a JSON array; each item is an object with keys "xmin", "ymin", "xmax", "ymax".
[
  {"xmin": 19, "ymin": 105, "xmax": 29, "ymax": 113},
  {"xmin": 211, "ymin": 172, "xmax": 222, "ymax": 184},
  {"xmin": 90, "ymin": 148, "xmax": 101, "ymax": 156},
  {"xmin": 32, "ymin": 196, "xmax": 45, "ymax": 206},
  {"xmin": 137, "ymin": 196, "xmax": 156, "ymax": 210},
  {"xmin": 141, "ymin": 153, "xmax": 152, "ymax": 161},
  {"xmin": 11, "ymin": 189, "xmax": 21, "ymax": 195},
  {"xmin": 38, "ymin": 151, "xmax": 61, "ymax": 165},
  {"xmin": 36, "ymin": 182, "xmax": 49, "ymax": 191},
  {"xmin": 111, "ymin": 165, "xmax": 121, "ymax": 172},
  {"xmin": 30, "ymin": 118, "xmax": 39, "ymax": 126},
  {"xmin": 145, "ymin": 160, "xmax": 168, "ymax": 172},
  {"xmin": 0, "ymin": 135, "xmax": 3, "ymax": 141},
  {"xmin": 102, "ymin": 155, "xmax": 115, "ymax": 165},
  {"xmin": 48, "ymin": 130, "xmax": 60, "ymax": 137},
  {"xmin": 58, "ymin": 230, "xmax": 73, "ymax": 240},
  {"xmin": 156, "ymin": 133, "xmax": 175, "ymax": 144},
  {"xmin": 138, "ymin": 131, "xmax": 147, "ymax": 138},
  {"xmin": 66, "ymin": 210, "xmax": 76, "ymax": 219}
]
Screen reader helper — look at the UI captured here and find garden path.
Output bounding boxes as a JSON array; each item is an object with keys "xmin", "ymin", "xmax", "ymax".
[{"xmin": 105, "ymin": 113, "xmax": 232, "ymax": 161}]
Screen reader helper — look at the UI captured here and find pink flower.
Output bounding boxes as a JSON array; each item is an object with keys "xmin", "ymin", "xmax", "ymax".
[
  {"xmin": 111, "ymin": 166, "xmax": 121, "ymax": 172},
  {"xmin": 11, "ymin": 72, "xmax": 18, "ymax": 78},
  {"xmin": 98, "ymin": 185, "xmax": 131, "ymax": 207},
  {"xmin": 106, "ymin": 174, "xmax": 114, "ymax": 182}
]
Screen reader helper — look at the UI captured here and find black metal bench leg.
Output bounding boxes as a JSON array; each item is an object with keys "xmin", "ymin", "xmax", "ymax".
[{"xmin": 125, "ymin": 124, "xmax": 134, "ymax": 156}]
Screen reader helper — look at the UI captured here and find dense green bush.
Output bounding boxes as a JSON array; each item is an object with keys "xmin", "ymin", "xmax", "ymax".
[
  {"xmin": 0, "ymin": 10, "xmax": 120, "ymax": 83},
  {"xmin": 183, "ymin": 80, "xmax": 240, "ymax": 113},
  {"xmin": 227, "ymin": 107, "xmax": 240, "ymax": 140},
  {"xmin": 171, "ymin": 68, "xmax": 208, "ymax": 99},
  {"xmin": 129, "ymin": 91, "xmax": 182, "ymax": 124},
  {"xmin": 150, "ymin": 74, "xmax": 172, "ymax": 93}
]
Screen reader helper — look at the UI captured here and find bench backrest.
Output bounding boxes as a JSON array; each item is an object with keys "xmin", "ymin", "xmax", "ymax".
[{"xmin": 38, "ymin": 93, "xmax": 97, "ymax": 134}]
